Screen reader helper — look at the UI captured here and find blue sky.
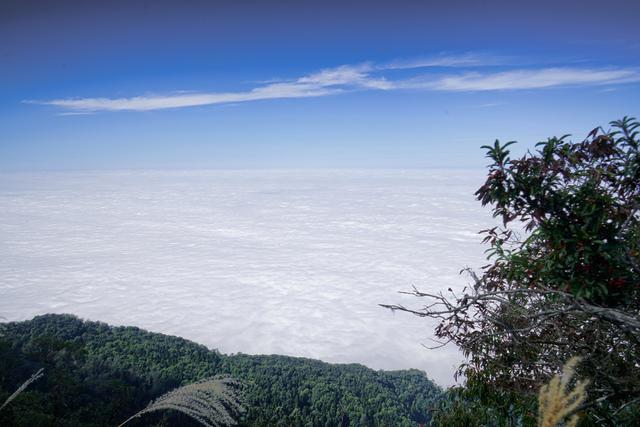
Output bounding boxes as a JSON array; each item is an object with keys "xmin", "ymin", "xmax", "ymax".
[{"xmin": 1, "ymin": 0, "xmax": 639, "ymax": 170}]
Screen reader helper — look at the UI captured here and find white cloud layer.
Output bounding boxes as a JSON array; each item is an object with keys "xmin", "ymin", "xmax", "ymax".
[
  {"xmin": 28, "ymin": 54, "xmax": 640, "ymax": 112},
  {"xmin": 0, "ymin": 170, "xmax": 492, "ymax": 386}
]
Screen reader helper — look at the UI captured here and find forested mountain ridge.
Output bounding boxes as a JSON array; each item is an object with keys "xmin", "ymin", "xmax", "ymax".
[{"xmin": 0, "ymin": 314, "xmax": 441, "ymax": 426}]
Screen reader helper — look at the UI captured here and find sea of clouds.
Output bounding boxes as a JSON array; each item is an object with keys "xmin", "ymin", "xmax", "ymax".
[{"xmin": 0, "ymin": 169, "xmax": 493, "ymax": 386}]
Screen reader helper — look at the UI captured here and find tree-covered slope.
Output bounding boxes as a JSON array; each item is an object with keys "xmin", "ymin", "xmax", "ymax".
[{"xmin": 0, "ymin": 314, "xmax": 441, "ymax": 426}]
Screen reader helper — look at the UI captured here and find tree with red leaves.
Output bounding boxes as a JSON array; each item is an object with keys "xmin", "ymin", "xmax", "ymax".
[{"xmin": 384, "ymin": 117, "xmax": 640, "ymax": 424}]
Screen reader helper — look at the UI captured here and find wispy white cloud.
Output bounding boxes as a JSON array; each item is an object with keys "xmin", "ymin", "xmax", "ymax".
[
  {"xmin": 474, "ymin": 102, "xmax": 505, "ymax": 108},
  {"xmin": 30, "ymin": 63, "xmax": 384, "ymax": 112},
  {"xmin": 410, "ymin": 68, "xmax": 640, "ymax": 91},
  {"xmin": 28, "ymin": 55, "xmax": 640, "ymax": 112},
  {"xmin": 379, "ymin": 53, "xmax": 504, "ymax": 70},
  {"xmin": 55, "ymin": 111, "xmax": 96, "ymax": 116},
  {"xmin": 33, "ymin": 84, "xmax": 337, "ymax": 112},
  {"xmin": 297, "ymin": 63, "xmax": 394, "ymax": 90}
]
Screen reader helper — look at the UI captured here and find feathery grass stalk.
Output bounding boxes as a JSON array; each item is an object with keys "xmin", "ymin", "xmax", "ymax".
[
  {"xmin": 118, "ymin": 376, "xmax": 243, "ymax": 427},
  {"xmin": 538, "ymin": 357, "xmax": 589, "ymax": 427},
  {"xmin": 0, "ymin": 368, "xmax": 44, "ymax": 412}
]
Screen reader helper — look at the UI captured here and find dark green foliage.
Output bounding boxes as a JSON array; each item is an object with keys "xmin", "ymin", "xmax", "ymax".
[
  {"xmin": 225, "ymin": 355, "xmax": 438, "ymax": 426},
  {"xmin": 0, "ymin": 314, "xmax": 441, "ymax": 426},
  {"xmin": 430, "ymin": 381, "xmax": 537, "ymax": 427},
  {"xmin": 476, "ymin": 117, "xmax": 640, "ymax": 303}
]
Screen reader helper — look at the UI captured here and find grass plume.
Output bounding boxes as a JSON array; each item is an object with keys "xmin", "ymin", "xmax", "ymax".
[
  {"xmin": 118, "ymin": 376, "xmax": 243, "ymax": 427},
  {"xmin": 538, "ymin": 357, "xmax": 589, "ymax": 427},
  {"xmin": 0, "ymin": 368, "xmax": 44, "ymax": 412}
]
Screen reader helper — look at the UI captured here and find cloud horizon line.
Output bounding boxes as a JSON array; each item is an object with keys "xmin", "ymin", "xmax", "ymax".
[{"xmin": 27, "ymin": 56, "xmax": 640, "ymax": 112}]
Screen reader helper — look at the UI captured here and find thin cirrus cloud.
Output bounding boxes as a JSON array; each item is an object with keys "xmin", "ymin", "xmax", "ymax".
[
  {"xmin": 28, "ymin": 56, "xmax": 640, "ymax": 112},
  {"xmin": 378, "ymin": 52, "xmax": 508, "ymax": 70},
  {"xmin": 408, "ymin": 68, "xmax": 640, "ymax": 91}
]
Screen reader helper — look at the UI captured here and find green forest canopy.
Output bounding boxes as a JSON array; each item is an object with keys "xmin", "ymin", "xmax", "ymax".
[{"xmin": 0, "ymin": 314, "xmax": 441, "ymax": 427}]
